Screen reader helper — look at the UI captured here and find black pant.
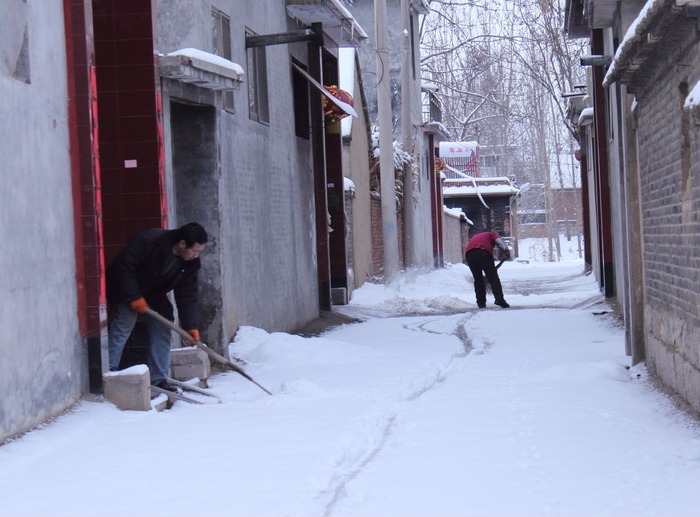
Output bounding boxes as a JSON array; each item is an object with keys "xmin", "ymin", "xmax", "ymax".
[{"xmin": 465, "ymin": 248, "xmax": 506, "ymax": 306}]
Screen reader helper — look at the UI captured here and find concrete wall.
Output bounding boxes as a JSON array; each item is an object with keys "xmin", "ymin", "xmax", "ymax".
[
  {"xmin": 156, "ymin": 0, "xmax": 319, "ymax": 347},
  {"xmin": 0, "ymin": 1, "xmax": 84, "ymax": 442},
  {"xmin": 402, "ymin": 12, "xmax": 435, "ymax": 270},
  {"xmin": 628, "ymin": 18, "xmax": 700, "ymax": 412},
  {"xmin": 350, "ymin": 0, "xmax": 435, "ymax": 271},
  {"xmin": 442, "ymin": 211, "xmax": 464, "ymax": 265},
  {"xmin": 342, "ymin": 52, "xmax": 373, "ymax": 295}
]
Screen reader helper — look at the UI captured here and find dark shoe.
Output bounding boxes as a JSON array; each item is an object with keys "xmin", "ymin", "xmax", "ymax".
[
  {"xmin": 152, "ymin": 379, "xmax": 178, "ymax": 393},
  {"xmin": 495, "ymin": 300, "xmax": 510, "ymax": 308},
  {"xmin": 477, "ymin": 303, "xmax": 486, "ymax": 309}
]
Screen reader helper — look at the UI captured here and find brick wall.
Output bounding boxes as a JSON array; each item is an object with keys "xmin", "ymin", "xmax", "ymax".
[
  {"xmin": 370, "ymin": 195, "xmax": 405, "ymax": 278},
  {"xmin": 371, "ymin": 196, "xmax": 383, "ymax": 276},
  {"xmin": 633, "ymin": 21, "xmax": 700, "ymax": 411}
]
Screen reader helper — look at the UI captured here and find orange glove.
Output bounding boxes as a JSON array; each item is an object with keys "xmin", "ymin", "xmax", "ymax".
[
  {"xmin": 184, "ymin": 329, "xmax": 200, "ymax": 346},
  {"xmin": 129, "ymin": 297, "xmax": 148, "ymax": 313}
]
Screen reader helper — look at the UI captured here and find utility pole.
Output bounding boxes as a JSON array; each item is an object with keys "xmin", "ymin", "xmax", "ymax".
[
  {"xmin": 375, "ymin": 0, "xmax": 400, "ymax": 280},
  {"xmin": 400, "ymin": 0, "xmax": 414, "ymax": 267}
]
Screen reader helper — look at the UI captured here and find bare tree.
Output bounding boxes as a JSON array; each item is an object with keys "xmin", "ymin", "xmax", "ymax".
[{"xmin": 420, "ymin": 0, "xmax": 586, "ymax": 260}]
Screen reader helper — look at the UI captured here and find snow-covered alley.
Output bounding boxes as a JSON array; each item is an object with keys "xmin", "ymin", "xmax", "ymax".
[{"xmin": 1, "ymin": 257, "xmax": 699, "ymax": 517}]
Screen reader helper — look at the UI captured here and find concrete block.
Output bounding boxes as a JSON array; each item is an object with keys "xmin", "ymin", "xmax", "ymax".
[
  {"xmin": 170, "ymin": 347, "xmax": 211, "ymax": 381},
  {"xmin": 103, "ymin": 365, "xmax": 151, "ymax": 411},
  {"xmin": 331, "ymin": 287, "xmax": 348, "ymax": 305}
]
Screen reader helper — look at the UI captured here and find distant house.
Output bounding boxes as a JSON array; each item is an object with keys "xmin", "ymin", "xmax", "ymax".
[
  {"xmin": 439, "ymin": 141, "xmax": 479, "ymax": 177},
  {"xmin": 478, "ymin": 144, "xmax": 517, "ymax": 179},
  {"xmin": 516, "ymin": 184, "xmax": 550, "ymax": 239},
  {"xmin": 442, "ymin": 174, "xmax": 519, "ymax": 240},
  {"xmin": 437, "ymin": 141, "xmax": 518, "ymax": 240}
]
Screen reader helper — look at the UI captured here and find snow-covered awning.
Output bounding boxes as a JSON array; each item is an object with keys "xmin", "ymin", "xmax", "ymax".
[
  {"xmin": 579, "ymin": 107, "xmax": 594, "ymax": 126},
  {"xmin": 158, "ymin": 48, "xmax": 245, "ymax": 91}
]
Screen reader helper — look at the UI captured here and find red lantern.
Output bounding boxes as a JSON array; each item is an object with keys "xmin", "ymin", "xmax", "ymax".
[{"xmin": 323, "ymin": 85, "xmax": 354, "ymax": 123}]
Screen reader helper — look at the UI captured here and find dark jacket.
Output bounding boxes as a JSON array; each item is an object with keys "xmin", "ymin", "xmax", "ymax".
[{"xmin": 106, "ymin": 228, "xmax": 200, "ymax": 329}]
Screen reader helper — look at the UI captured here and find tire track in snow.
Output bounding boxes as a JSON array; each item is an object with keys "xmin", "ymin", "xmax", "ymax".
[{"xmin": 317, "ymin": 313, "xmax": 476, "ymax": 516}]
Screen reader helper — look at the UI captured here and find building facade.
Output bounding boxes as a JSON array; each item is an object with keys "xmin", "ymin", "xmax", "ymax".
[
  {"xmin": 566, "ymin": 0, "xmax": 700, "ymax": 412},
  {"xmin": 1, "ymin": 0, "xmax": 368, "ymax": 443}
]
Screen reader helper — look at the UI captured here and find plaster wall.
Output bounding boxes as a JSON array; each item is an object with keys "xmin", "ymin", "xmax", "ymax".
[
  {"xmin": 342, "ymin": 68, "xmax": 373, "ymax": 294},
  {"xmin": 442, "ymin": 212, "xmax": 464, "ymax": 265},
  {"xmin": 351, "ymin": 0, "xmax": 435, "ymax": 270},
  {"xmin": 156, "ymin": 1, "xmax": 319, "ymax": 346},
  {"xmin": 0, "ymin": 1, "xmax": 84, "ymax": 442},
  {"xmin": 410, "ymin": 136, "xmax": 437, "ymax": 267}
]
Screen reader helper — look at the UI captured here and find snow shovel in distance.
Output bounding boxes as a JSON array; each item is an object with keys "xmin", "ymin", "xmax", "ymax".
[{"xmin": 144, "ymin": 307, "xmax": 272, "ymax": 395}]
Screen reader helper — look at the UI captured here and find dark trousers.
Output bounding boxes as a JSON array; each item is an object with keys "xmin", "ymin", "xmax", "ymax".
[{"xmin": 465, "ymin": 248, "xmax": 506, "ymax": 306}]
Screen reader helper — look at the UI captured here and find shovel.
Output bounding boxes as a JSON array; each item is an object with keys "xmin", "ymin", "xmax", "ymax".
[{"xmin": 144, "ymin": 307, "xmax": 272, "ymax": 395}]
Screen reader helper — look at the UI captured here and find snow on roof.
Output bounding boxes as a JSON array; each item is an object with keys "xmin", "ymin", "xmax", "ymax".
[
  {"xmin": 344, "ymin": 176, "xmax": 356, "ymax": 192},
  {"xmin": 685, "ymin": 79, "xmax": 700, "ymax": 109},
  {"xmin": 443, "ymin": 205, "xmax": 473, "ymax": 225},
  {"xmin": 161, "ymin": 48, "xmax": 245, "ymax": 78},
  {"xmin": 443, "ymin": 176, "xmax": 519, "ymax": 197},
  {"xmin": 579, "ymin": 107, "xmax": 594, "ymax": 126},
  {"xmin": 422, "ymin": 121, "xmax": 451, "ymax": 140},
  {"xmin": 443, "ymin": 184, "xmax": 519, "ymax": 197},
  {"xmin": 603, "ymin": 0, "xmax": 662, "ymax": 87},
  {"xmin": 443, "ymin": 206, "xmax": 464, "ymax": 219}
]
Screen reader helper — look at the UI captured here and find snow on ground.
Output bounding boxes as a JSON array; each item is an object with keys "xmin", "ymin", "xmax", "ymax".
[{"xmin": 1, "ymin": 239, "xmax": 699, "ymax": 517}]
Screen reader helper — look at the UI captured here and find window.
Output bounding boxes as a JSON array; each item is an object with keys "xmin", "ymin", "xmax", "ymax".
[
  {"xmin": 212, "ymin": 8, "xmax": 234, "ymax": 113},
  {"xmin": 480, "ymin": 155, "xmax": 497, "ymax": 168},
  {"xmin": 246, "ymin": 29, "xmax": 269, "ymax": 124}
]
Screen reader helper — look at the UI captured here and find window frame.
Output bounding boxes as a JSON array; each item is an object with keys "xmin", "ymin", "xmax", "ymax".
[
  {"xmin": 246, "ymin": 29, "xmax": 270, "ymax": 125},
  {"xmin": 212, "ymin": 7, "xmax": 235, "ymax": 113}
]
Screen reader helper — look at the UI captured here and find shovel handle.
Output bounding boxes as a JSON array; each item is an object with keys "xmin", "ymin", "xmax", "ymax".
[{"xmin": 143, "ymin": 307, "xmax": 272, "ymax": 395}]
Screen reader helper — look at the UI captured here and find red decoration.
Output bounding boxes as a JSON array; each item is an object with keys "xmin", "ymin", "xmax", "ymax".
[{"xmin": 323, "ymin": 85, "xmax": 354, "ymax": 123}]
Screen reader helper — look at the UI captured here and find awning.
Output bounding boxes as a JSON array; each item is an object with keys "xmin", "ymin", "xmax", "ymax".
[{"xmin": 292, "ymin": 63, "xmax": 357, "ymax": 118}]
